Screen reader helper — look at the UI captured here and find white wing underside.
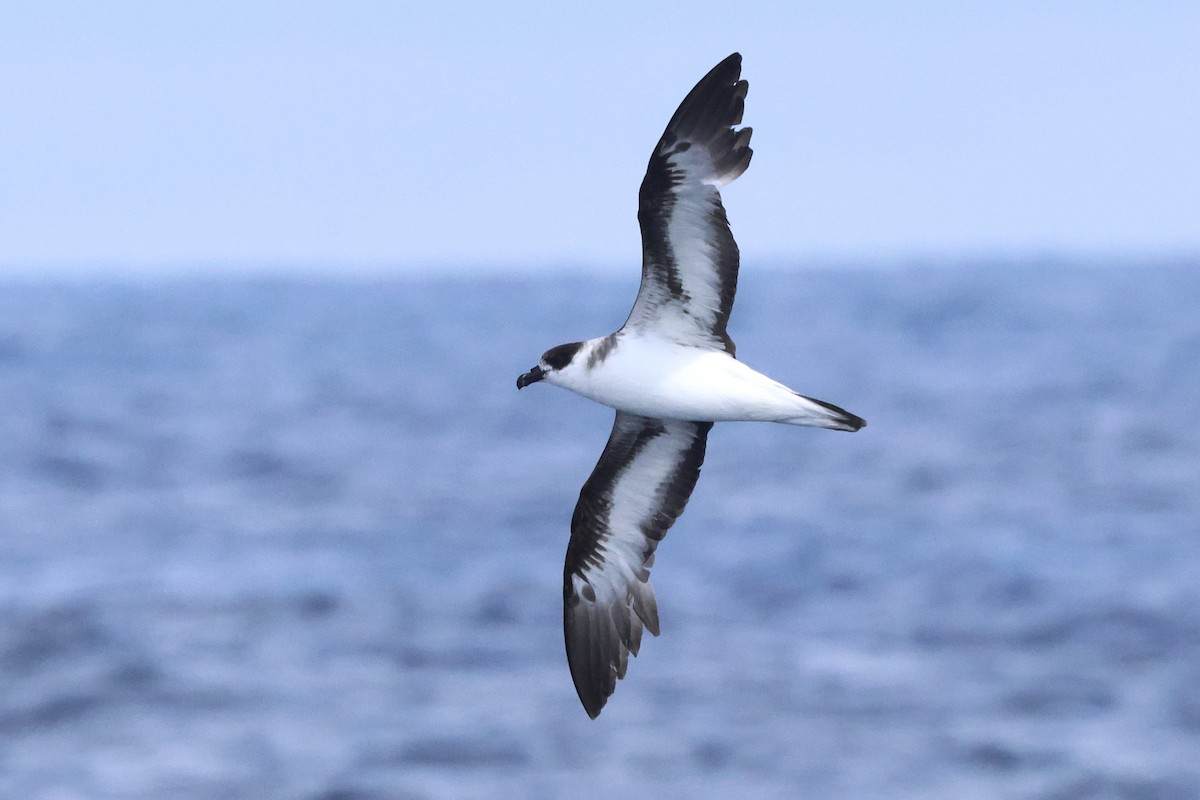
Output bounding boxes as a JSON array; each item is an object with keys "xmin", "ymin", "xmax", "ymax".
[
  {"xmin": 563, "ymin": 412, "xmax": 711, "ymax": 718},
  {"xmin": 623, "ymin": 53, "xmax": 752, "ymax": 355}
]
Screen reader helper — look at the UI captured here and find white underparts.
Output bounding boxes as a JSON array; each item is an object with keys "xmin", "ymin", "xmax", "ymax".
[{"xmin": 546, "ymin": 334, "xmax": 850, "ymax": 429}]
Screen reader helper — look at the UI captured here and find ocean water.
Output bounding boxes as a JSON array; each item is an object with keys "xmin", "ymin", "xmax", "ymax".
[{"xmin": 0, "ymin": 262, "xmax": 1198, "ymax": 800}]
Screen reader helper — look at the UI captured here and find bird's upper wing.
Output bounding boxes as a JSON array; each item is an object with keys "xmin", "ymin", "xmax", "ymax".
[
  {"xmin": 623, "ymin": 52, "xmax": 753, "ymax": 355},
  {"xmin": 563, "ymin": 411, "xmax": 712, "ymax": 718}
]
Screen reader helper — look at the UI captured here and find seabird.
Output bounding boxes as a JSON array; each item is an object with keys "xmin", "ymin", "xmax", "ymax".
[{"xmin": 517, "ymin": 53, "xmax": 866, "ymax": 718}]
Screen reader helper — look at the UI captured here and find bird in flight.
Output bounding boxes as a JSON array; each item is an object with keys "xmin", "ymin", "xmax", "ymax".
[{"xmin": 517, "ymin": 53, "xmax": 865, "ymax": 718}]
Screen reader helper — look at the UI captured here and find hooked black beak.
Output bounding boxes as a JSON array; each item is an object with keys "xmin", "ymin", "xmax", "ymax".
[{"xmin": 516, "ymin": 365, "xmax": 545, "ymax": 390}]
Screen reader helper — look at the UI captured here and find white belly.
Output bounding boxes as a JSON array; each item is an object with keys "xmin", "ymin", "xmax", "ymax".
[{"xmin": 560, "ymin": 338, "xmax": 802, "ymax": 422}]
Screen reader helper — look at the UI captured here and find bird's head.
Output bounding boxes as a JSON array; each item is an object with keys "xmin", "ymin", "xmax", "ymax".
[{"xmin": 517, "ymin": 341, "xmax": 584, "ymax": 390}]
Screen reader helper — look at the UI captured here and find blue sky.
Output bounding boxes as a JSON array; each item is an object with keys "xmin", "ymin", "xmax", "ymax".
[{"xmin": 1, "ymin": 2, "xmax": 1197, "ymax": 274}]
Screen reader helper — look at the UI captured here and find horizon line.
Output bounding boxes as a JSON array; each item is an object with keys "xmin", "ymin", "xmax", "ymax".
[{"xmin": 0, "ymin": 248, "xmax": 1196, "ymax": 282}]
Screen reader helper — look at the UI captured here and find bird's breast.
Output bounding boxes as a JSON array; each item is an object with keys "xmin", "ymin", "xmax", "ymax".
[{"xmin": 571, "ymin": 344, "xmax": 798, "ymax": 422}]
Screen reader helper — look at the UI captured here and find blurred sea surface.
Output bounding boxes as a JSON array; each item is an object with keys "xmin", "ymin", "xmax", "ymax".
[{"xmin": 0, "ymin": 261, "xmax": 1198, "ymax": 799}]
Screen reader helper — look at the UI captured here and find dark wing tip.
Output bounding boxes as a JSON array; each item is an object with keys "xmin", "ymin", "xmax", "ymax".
[
  {"xmin": 565, "ymin": 586, "xmax": 659, "ymax": 719},
  {"xmin": 650, "ymin": 54, "xmax": 754, "ymax": 189},
  {"xmin": 662, "ymin": 53, "xmax": 749, "ymax": 141},
  {"xmin": 581, "ymin": 687, "xmax": 605, "ymax": 719},
  {"xmin": 565, "ymin": 597, "xmax": 623, "ymax": 718}
]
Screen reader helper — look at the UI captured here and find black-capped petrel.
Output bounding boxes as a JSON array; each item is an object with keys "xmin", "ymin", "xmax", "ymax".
[{"xmin": 517, "ymin": 53, "xmax": 866, "ymax": 718}]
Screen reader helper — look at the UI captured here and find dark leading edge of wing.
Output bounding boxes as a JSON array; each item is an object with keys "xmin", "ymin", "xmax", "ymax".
[
  {"xmin": 563, "ymin": 412, "xmax": 712, "ymax": 718},
  {"xmin": 626, "ymin": 52, "xmax": 753, "ymax": 355}
]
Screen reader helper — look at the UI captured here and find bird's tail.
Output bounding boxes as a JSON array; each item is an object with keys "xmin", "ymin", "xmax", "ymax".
[{"xmin": 778, "ymin": 394, "xmax": 866, "ymax": 432}]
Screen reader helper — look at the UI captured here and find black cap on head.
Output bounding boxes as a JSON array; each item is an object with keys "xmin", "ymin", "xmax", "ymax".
[{"xmin": 542, "ymin": 342, "xmax": 583, "ymax": 370}]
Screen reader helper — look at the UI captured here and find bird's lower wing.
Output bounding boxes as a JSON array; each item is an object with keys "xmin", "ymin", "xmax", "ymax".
[{"xmin": 563, "ymin": 412, "xmax": 712, "ymax": 718}]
